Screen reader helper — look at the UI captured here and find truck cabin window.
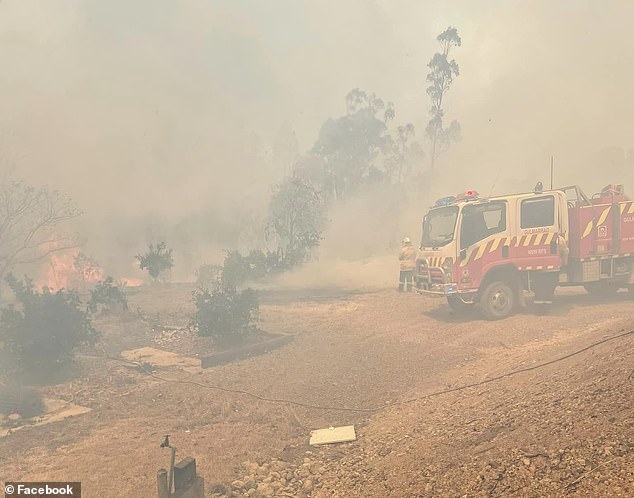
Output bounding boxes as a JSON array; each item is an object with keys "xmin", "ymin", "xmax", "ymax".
[
  {"xmin": 422, "ymin": 206, "xmax": 459, "ymax": 247},
  {"xmin": 521, "ymin": 196, "xmax": 555, "ymax": 229},
  {"xmin": 460, "ymin": 202, "xmax": 507, "ymax": 250}
]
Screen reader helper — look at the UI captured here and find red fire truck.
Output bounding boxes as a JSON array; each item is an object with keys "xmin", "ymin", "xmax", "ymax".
[{"xmin": 415, "ymin": 183, "xmax": 634, "ymax": 319}]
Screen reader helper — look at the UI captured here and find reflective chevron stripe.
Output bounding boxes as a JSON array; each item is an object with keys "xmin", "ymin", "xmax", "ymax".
[
  {"xmin": 490, "ymin": 238, "xmax": 502, "ymax": 252},
  {"xmin": 459, "ymin": 232, "xmax": 557, "ymax": 267},
  {"xmin": 582, "ymin": 206, "xmax": 612, "ymax": 238}
]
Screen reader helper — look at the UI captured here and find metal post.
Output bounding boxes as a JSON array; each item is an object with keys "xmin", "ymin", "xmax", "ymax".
[
  {"xmin": 160, "ymin": 435, "xmax": 176, "ymax": 497},
  {"xmin": 550, "ymin": 156, "xmax": 554, "ymax": 190},
  {"xmin": 157, "ymin": 469, "xmax": 170, "ymax": 498},
  {"xmin": 168, "ymin": 446, "xmax": 176, "ymax": 494}
]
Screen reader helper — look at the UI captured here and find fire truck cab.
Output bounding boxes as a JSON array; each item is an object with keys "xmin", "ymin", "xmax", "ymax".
[{"xmin": 415, "ymin": 184, "xmax": 634, "ymax": 319}]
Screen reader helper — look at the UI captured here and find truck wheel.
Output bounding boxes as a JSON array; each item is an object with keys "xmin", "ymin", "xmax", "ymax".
[
  {"xmin": 584, "ymin": 282, "xmax": 619, "ymax": 297},
  {"xmin": 480, "ymin": 281, "xmax": 515, "ymax": 320},
  {"xmin": 447, "ymin": 295, "xmax": 472, "ymax": 313}
]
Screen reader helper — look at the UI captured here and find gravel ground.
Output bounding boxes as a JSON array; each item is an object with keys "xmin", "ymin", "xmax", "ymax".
[{"xmin": 0, "ymin": 284, "xmax": 632, "ymax": 497}]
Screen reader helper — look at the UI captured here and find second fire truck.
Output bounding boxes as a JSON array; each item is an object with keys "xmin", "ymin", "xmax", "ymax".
[{"xmin": 415, "ymin": 183, "xmax": 634, "ymax": 319}]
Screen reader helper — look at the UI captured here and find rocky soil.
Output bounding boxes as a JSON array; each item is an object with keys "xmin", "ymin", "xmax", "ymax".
[{"xmin": 0, "ymin": 285, "xmax": 632, "ymax": 497}]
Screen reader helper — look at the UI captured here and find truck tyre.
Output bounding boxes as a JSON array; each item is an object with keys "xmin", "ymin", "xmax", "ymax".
[
  {"xmin": 480, "ymin": 281, "xmax": 515, "ymax": 320},
  {"xmin": 447, "ymin": 295, "xmax": 472, "ymax": 313}
]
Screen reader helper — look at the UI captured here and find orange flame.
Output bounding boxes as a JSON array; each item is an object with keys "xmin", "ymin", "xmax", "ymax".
[
  {"xmin": 34, "ymin": 241, "xmax": 104, "ymax": 291},
  {"xmin": 120, "ymin": 277, "xmax": 144, "ymax": 287}
]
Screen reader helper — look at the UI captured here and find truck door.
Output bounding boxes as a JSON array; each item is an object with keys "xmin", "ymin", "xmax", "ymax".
[
  {"xmin": 458, "ymin": 201, "xmax": 509, "ymax": 288},
  {"xmin": 513, "ymin": 194, "xmax": 563, "ymax": 271}
]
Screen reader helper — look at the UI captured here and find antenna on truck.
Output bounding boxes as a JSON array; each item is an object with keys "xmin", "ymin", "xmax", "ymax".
[
  {"xmin": 489, "ymin": 167, "xmax": 502, "ymax": 198},
  {"xmin": 550, "ymin": 156, "xmax": 554, "ymax": 190}
]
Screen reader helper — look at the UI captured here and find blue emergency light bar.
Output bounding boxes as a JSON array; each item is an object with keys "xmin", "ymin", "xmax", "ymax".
[{"xmin": 435, "ymin": 196, "xmax": 456, "ymax": 206}]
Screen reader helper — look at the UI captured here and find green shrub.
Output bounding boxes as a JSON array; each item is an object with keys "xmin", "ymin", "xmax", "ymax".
[
  {"xmin": 0, "ymin": 275, "xmax": 98, "ymax": 379},
  {"xmin": 194, "ymin": 264, "xmax": 223, "ymax": 289},
  {"xmin": 219, "ymin": 250, "xmax": 251, "ymax": 288},
  {"xmin": 88, "ymin": 276, "xmax": 128, "ymax": 314},
  {"xmin": 191, "ymin": 284, "xmax": 259, "ymax": 347},
  {"xmin": 220, "ymin": 249, "xmax": 285, "ymax": 288}
]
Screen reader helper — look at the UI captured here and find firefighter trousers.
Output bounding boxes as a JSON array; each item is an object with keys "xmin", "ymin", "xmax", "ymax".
[{"xmin": 399, "ymin": 270, "xmax": 413, "ymax": 292}]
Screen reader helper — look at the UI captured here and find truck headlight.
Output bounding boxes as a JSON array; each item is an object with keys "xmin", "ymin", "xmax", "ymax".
[{"xmin": 441, "ymin": 258, "xmax": 453, "ymax": 280}]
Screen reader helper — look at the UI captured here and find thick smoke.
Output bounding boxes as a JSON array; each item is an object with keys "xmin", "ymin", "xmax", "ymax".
[{"xmin": 2, "ymin": 1, "xmax": 633, "ymax": 284}]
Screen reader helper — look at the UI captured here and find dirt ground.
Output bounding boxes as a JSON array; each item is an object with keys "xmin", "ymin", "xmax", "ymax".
[{"xmin": 0, "ymin": 283, "xmax": 632, "ymax": 497}]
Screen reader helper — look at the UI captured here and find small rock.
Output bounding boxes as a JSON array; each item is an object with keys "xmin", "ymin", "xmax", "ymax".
[
  {"xmin": 303, "ymin": 479, "xmax": 314, "ymax": 491},
  {"xmin": 271, "ymin": 460, "xmax": 289, "ymax": 472},
  {"xmin": 231, "ymin": 480, "xmax": 244, "ymax": 490},
  {"xmin": 256, "ymin": 483, "xmax": 274, "ymax": 497},
  {"xmin": 211, "ymin": 484, "xmax": 228, "ymax": 494},
  {"xmin": 8, "ymin": 413, "xmax": 21, "ymax": 422},
  {"xmin": 522, "ymin": 458, "xmax": 531, "ymax": 466},
  {"xmin": 378, "ymin": 447, "xmax": 392, "ymax": 457}
]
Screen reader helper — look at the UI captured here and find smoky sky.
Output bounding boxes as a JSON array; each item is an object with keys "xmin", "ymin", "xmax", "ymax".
[{"xmin": 2, "ymin": 0, "xmax": 634, "ymax": 275}]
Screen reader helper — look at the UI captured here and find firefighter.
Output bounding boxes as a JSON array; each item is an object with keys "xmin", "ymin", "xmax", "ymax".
[
  {"xmin": 558, "ymin": 232, "xmax": 570, "ymax": 267},
  {"xmin": 399, "ymin": 237, "xmax": 417, "ymax": 292}
]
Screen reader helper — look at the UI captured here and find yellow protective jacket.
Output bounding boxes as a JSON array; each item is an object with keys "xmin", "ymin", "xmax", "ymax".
[
  {"xmin": 558, "ymin": 233, "xmax": 570, "ymax": 266},
  {"xmin": 399, "ymin": 245, "xmax": 417, "ymax": 271}
]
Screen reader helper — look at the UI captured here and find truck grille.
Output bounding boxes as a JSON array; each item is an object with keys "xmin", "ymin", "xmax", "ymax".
[{"xmin": 429, "ymin": 268, "xmax": 444, "ymax": 283}]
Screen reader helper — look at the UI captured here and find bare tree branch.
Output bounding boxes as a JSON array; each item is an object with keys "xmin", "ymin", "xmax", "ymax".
[{"xmin": 0, "ymin": 180, "xmax": 81, "ymax": 282}]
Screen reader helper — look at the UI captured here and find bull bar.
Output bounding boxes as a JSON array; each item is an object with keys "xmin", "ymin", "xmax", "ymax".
[{"xmin": 415, "ymin": 266, "xmax": 459, "ymax": 296}]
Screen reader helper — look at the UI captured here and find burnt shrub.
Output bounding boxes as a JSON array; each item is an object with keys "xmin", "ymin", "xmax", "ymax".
[
  {"xmin": 0, "ymin": 384, "xmax": 45, "ymax": 419},
  {"xmin": 136, "ymin": 241, "xmax": 174, "ymax": 281},
  {"xmin": 191, "ymin": 284, "xmax": 259, "ymax": 347},
  {"xmin": 72, "ymin": 252, "xmax": 103, "ymax": 290},
  {"xmin": 88, "ymin": 276, "xmax": 128, "ymax": 314},
  {"xmin": 0, "ymin": 275, "xmax": 98, "ymax": 379}
]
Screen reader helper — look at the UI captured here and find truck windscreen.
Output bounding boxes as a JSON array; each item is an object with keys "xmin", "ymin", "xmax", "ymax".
[{"xmin": 422, "ymin": 206, "xmax": 459, "ymax": 247}]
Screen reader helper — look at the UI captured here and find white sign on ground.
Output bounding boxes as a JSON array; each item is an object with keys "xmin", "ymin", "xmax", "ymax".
[{"xmin": 309, "ymin": 425, "xmax": 356, "ymax": 446}]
